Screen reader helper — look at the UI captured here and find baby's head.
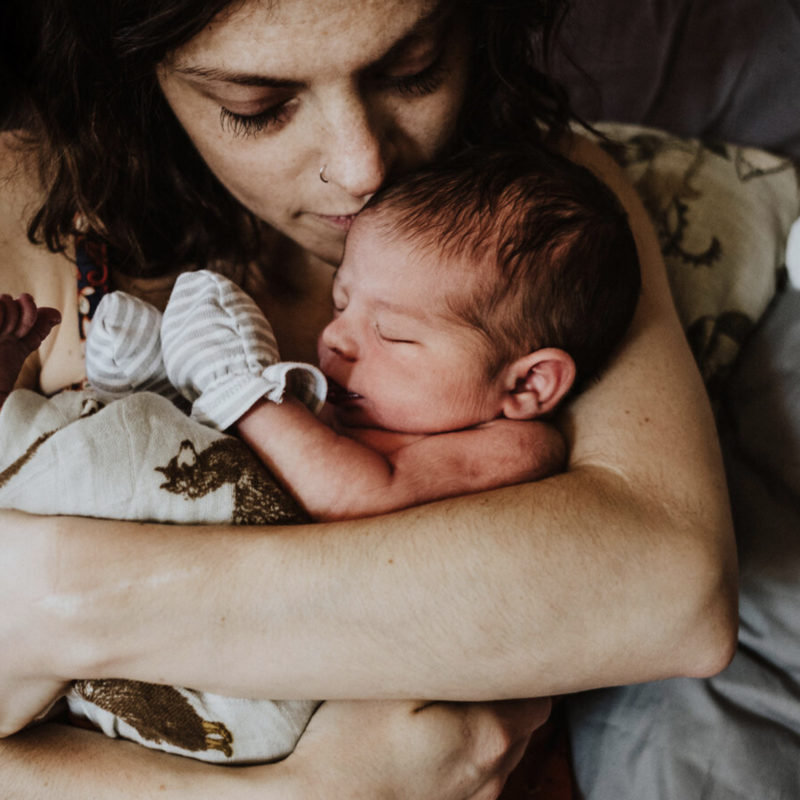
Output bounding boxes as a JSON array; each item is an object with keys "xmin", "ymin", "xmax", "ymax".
[{"xmin": 319, "ymin": 145, "xmax": 641, "ymax": 434}]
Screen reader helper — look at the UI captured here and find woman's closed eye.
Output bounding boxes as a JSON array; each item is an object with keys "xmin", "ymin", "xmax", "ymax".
[
  {"xmin": 218, "ymin": 49, "xmax": 447, "ymax": 138},
  {"xmin": 374, "ymin": 50, "xmax": 448, "ymax": 98},
  {"xmin": 219, "ymin": 98, "xmax": 298, "ymax": 137}
]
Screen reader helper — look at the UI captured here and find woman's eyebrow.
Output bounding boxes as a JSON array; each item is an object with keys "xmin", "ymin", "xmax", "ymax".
[
  {"xmin": 172, "ymin": 0, "xmax": 452, "ymax": 88},
  {"xmin": 172, "ymin": 65, "xmax": 302, "ymax": 89},
  {"xmin": 371, "ymin": 0, "xmax": 453, "ymax": 68}
]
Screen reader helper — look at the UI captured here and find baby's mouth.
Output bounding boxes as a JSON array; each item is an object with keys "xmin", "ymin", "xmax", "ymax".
[{"xmin": 326, "ymin": 379, "xmax": 363, "ymax": 405}]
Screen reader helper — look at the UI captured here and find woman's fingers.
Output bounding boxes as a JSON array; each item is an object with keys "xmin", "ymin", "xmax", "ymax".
[
  {"xmin": 418, "ymin": 698, "xmax": 553, "ymax": 800},
  {"xmin": 279, "ymin": 697, "xmax": 551, "ymax": 800}
]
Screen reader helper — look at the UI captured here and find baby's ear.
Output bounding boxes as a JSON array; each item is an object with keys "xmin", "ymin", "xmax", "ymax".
[{"xmin": 501, "ymin": 348, "xmax": 576, "ymax": 420}]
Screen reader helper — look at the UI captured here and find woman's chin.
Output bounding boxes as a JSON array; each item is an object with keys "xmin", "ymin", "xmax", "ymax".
[{"xmin": 297, "ymin": 221, "xmax": 347, "ymax": 266}]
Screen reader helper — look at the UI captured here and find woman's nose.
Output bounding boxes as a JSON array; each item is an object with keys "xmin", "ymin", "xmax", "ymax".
[
  {"xmin": 321, "ymin": 94, "xmax": 394, "ymax": 199},
  {"xmin": 320, "ymin": 315, "xmax": 358, "ymax": 361}
]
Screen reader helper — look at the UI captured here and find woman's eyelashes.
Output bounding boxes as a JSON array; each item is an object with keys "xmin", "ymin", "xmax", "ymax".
[
  {"xmin": 219, "ymin": 100, "xmax": 297, "ymax": 137},
  {"xmin": 374, "ymin": 50, "xmax": 448, "ymax": 97},
  {"xmin": 218, "ymin": 51, "xmax": 449, "ymax": 138}
]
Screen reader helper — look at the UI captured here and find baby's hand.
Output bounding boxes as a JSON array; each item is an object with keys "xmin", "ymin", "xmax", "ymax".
[
  {"xmin": 0, "ymin": 293, "xmax": 61, "ymax": 405},
  {"xmin": 161, "ymin": 270, "xmax": 325, "ymax": 430}
]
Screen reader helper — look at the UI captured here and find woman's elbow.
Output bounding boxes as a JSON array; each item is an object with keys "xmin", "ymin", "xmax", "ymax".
[{"xmin": 677, "ymin": 514, "xmax": 739, "ymax": 679}]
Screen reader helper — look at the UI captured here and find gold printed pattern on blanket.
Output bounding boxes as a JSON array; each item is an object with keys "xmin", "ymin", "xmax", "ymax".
[
  {"xmin": 0, "ymin": 396, "xmax": 100, "ymax": 490},
  {"xmin": 72, "ymin": 438, "xmax": 309, "ymax": 758},
  {"xmin": 71, "ymin": 680, "xmax": 234, "ymax": 757},
  {"xmin": 0, "ymin": 390, "xmax": 316, "ymax": 761},
  {"xmin": 155, "ymin": 437, "xmax": 308, "ymax": 525},
  {"xmin": 0, "ymin": 430, "xmax": 57, "ymax": 489},
  {"xmin": 589, "ymin": 122, "xmax": 800, "ymax": 403}
]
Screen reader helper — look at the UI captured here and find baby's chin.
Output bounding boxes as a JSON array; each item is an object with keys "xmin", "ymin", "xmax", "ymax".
[{"xmin": 329, "ymin": 404, "xmax": 378, "ymax": 430}]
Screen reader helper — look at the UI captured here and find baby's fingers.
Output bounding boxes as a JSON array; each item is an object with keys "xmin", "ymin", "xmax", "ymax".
[
  {"xmin": 13, "ymin": 294, "xmax": 39, "ymax": 336},
  {"xmin": 0, "ymin": 294, "xmax": 49, "ymax": 338},
  {"xmin": 20, "ymin": 307, "xmax": 61, "ymax": 352},
  {"xmin": 0, "ymin": 295, "xmax": 20, "ymax": 336}
]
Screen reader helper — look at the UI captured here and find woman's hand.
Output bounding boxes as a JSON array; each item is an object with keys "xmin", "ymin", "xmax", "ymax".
[
  {"xmin": 0, "ymin": 511, "xmax": 70, "ymax": 737},
  {"xmin": 275, "ymin": 698, "xmax": 552, "ymax": 800},
  {"xmin": 0, "ymin": 699, "xmax": 550, "ymax": 799}
]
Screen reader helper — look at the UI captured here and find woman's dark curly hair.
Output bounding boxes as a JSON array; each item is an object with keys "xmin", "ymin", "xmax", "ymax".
[{"xmin": 4, "ymin": 0, "xmax": 573, "ymax": 277}]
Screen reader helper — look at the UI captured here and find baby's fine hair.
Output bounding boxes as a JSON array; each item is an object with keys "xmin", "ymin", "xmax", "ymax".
[{"xmin": 364, "ymin": 145, "xmax": 642, "ymax": 394}]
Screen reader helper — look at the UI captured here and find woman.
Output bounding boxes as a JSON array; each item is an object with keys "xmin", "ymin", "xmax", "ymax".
[{"xmin": 0, "ymin": 0, "xmax": 737, "ymax": 796}]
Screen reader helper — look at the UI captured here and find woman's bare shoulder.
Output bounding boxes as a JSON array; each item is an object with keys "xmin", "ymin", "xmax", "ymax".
[
  {"xmin": 0, "ymin": 131, "xmax": 74, "ymax": 293},
  {"xmin": 557, "ymin": 130, "xmax": 632, "ymax": 193},
  {"xmin": 0, "ymin": 132, "xmax": 45, "ymax": 235},
  {"xmin": 554, "ymin": 130, "xmax": 718, "ymax": 484},
  {"xmin": 1, "ymin": 132, "xmax": 85, "ymax": 391},
  {"xmin": 558, "ymin": 129, "xmax": 675, "ymax": 317}
]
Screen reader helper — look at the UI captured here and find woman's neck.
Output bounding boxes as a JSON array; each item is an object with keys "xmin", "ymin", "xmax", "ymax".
[{"xmin": 245, "ymin": 234, "xmax": 336, "ymax": 365}]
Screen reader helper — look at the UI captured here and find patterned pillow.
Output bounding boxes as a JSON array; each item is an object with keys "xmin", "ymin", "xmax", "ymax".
[{"xmin": 589, "ymin": 122, "xmax": 800, "ymax": 399}]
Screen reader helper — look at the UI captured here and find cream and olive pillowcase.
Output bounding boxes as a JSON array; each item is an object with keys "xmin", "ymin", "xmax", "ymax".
[{"xmin": 588, "ymin": 122, "xmax": 800, "ymax": 399}]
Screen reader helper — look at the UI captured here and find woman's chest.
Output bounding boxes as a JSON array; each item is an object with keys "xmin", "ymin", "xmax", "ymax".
[{"xmin": 244, "ymin": 256, "xmax": 335, "ymax": 365}]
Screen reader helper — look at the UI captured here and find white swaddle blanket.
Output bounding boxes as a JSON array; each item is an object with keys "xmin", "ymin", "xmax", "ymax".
[{"xmin": 0, "ymin": 388, "xmax": 318, "ymax": 763}]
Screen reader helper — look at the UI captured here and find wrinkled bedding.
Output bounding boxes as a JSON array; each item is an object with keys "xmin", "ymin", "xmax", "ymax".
[
  {"xmin": 553, "ymin": 0, "xmax": 800, "ymax": 160},
  {"xmin": 551, "ymin": 3, "xmax": 800, "ymax": 794},
  {"xmin": 567, "ymin": 286, "xmax": 800, "ymax": 799}
]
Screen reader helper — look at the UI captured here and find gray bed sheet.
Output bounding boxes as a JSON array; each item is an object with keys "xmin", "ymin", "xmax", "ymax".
[
  {"xmin": 567, "ymin": 285, "xmax": 800, "ymax": 798},
  {"xmin": 553, "ymin": 0, "xmax": 800, "ymax": 160}
]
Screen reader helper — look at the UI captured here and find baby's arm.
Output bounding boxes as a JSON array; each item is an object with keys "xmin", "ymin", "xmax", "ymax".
[
  {"xmin": 159, "ymin": 270, "xmax": 564, "ymax": 520},
  {"xmin": 0, "ymin": 294, "xmax": 61, "ymax": 407},
  {"xmin": 238, "ymin": 397, "xmax": 565, "ymax": 521}
]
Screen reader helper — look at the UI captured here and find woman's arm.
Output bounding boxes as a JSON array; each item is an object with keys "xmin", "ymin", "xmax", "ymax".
[
  {"xmin": 0, "ymin": 133, "xmax": 736, "ymax": 708},
  {"xmin": 0, "ymin": 723, "xmax": 292, "ymax": 800},
  {"xmin": 0, "ymin": 699, "xmax": 550, "ymax": 800}
]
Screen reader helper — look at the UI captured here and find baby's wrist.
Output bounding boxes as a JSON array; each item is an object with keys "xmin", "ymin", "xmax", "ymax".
[{"xmin": 191, "ymin": 361, "xmax": 326, "ymax": 430}]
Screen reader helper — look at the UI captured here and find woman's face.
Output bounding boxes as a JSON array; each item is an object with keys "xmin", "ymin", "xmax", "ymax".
[{"xmin": 157, "ymin": 0, "xmax": 471, "ymax": 265}]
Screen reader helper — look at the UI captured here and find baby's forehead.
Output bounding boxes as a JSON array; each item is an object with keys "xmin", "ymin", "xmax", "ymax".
[{"xmin": 352, "ymin": 207, "xmax": 490, "ymax": 272}]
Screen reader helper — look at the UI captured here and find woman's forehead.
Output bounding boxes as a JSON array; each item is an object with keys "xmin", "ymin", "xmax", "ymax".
[{"xmin": 171, "ymin": 0, "xmax": 450, "ymax": 78}]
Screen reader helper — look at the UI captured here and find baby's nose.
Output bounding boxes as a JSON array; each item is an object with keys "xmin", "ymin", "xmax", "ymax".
[{"xmin": 319, "ymin": 317, "xmax": 357, "ymax": 362}]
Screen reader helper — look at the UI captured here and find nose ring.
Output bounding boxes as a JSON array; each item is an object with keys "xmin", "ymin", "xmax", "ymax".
[{"xmin": 319, "ymin": 165, "xmax": 329, "ymax": 184}]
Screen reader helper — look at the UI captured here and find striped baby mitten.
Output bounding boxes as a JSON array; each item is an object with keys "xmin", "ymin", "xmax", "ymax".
[
  {"xmin": 161, "ymin": 270, "xmax": 326, "ymax": 431},
  {"xmin": 86, "ymin": 291, "xmax": 180, "ymax": 403}
]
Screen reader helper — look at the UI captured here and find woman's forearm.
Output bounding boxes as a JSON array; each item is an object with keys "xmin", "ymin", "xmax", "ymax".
[
  {"xmin": 6, "ymin": 290, "xmax": 737, "ymax": 705},
  {"xmin": 49, "ymin": 141, "xmax": 736, "ymax": 700},
  {"xmin": 19, "ymin": 400, "xmax": 734, "ymax": 704},
  {"xmin": 0, "ymin": 723, "xmax": 296, "ymax": 800},
  {"xmin": 0, "ymin": 700, "xmax": 551, "ymax": 800},
  {"xmin": 2, "ymin": 134, "xmax": 737, "ymax": 706}
]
